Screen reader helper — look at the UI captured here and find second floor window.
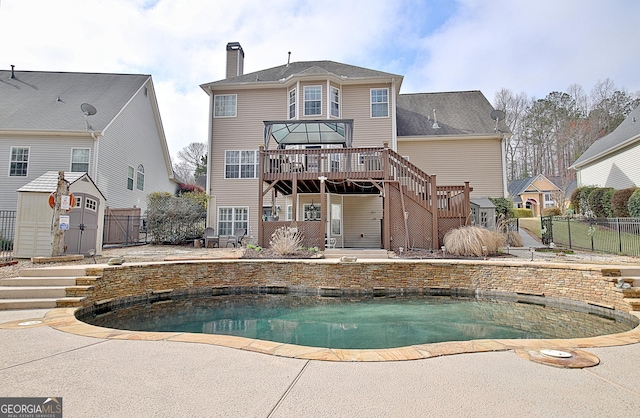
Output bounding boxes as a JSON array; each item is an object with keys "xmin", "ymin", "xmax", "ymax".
[
  {"xmin": 71, "ymin": 148, "xmax": 90, "ymax": 172},
  {"xmin": 214, "ymin": 94, "xmax": 237, "ymax": 117},
  {"xmin": 225, "ymin": 150, "xmax": 258, "ymax": 179},
  {"xmin": 304, "ymin": 86, "xmax": 322, "ymax": 116},
  {"xmin": 9, "ymin": 147, "xmax": 29, "ymax": 177},
  {"xmin": 127, "ymin": 166, "xmax": 134, "ymax": 190},
  {"xmin": 330, "ymin": 86, "xmax": 340, "ymax": 117},
  {"xmin": 289, "ymin": 88, "xmax": 297, "ymax": 119},
  {"xmin": 136, "ymin": 164, "xmax": 145, "ymax": 191},
  {"xmin": 371, "ymin": 88, "xmax": 389, "ymax": 118}
]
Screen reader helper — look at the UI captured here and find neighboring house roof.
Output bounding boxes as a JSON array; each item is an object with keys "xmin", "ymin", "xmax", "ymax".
[
  {"xmin": 0, "ymin": 70, "xmax": 150, "ymax": 133},
  {"xmin": 17, "ymin": 171, "xmax": 106, "ymax": 200},
  {"xmin": 397, "ymin": 91, "xmax": 510, "ymax": 137},
  {"xmin": 507, "ymin": 174, "xmax": 560, "ymax": 198},
  {"xmin": 201, "ymin": 60, "xmax": 403, "ymax": 88},
  {"xmin": 571, "ymin": 104, "xmax": 640, "ymax": 169}
]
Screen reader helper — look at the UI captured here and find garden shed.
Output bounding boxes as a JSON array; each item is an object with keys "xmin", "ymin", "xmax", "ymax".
[
  {"xmin": 14, "ymin": 172, "xmax": 106, "ymax": 258},
  {"xmin": 470, "ymin": 198, "xmax": 496, "ymax": 230}
]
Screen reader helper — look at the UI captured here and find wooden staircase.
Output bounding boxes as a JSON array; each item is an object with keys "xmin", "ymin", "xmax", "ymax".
[{"xmin": 0, "ymin": 266, "xmax": 98, "ymax": 310}]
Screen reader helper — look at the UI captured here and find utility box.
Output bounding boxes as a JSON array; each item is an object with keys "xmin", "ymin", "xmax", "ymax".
[{"xmin": 14, "ymin": 172, "xmax": 106, "ymax": 258}]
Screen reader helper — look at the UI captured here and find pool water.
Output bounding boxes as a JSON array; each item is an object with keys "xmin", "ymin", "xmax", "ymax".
[{"xmin": 80, "ymin": 294, "xmax": 636, "ymax": 349}]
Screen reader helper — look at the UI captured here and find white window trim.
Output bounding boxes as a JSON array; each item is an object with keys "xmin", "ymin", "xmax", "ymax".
[
  {"xmin": 136, "ymin": 164, "xmax": 145, "ymax": 191},
  {"xmin": 85, "ymin": 197, "xmax": 98, "ymax": 212},
  {"xmin": 288, "ymin": 88, "xmax": 297, "ymax": 119},
  {"xmin": 70, "ymin": 148, "xmax": 90, "ymax": 172},
  {"xmin": 330, "ymin": 86, "xmax": 340, "ymax": 118},
  {"xmin": 127, "ymin": 166, "xmax": 134, "ymax": 190},
  {"xmin": 304, "ymin": 85, "xmax": 322, "ymax": 116},
  {"xmin": 217, "ymin": 206, "xmax": 249, "ymax": 236},
  {"xmin": 8, "ymin": 146, "xmax": 30, "ymax": 177},
  {"xmin": 214, "ymin": 94, "xmax": 237, "ymax": 118},
  {"xmin": 224, "ymin": 150, "xmax": 258, "ymax": 179},
  {"xmin": 370, "ymin": 88, "xmax": 389, "ymax": 118}
]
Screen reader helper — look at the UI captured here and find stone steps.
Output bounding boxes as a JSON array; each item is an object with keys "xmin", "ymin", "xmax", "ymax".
[
  {"xmin": 616, "ymin": 267, "xmax": 640, "ymax": 312},
  {"xmin": 0, "ymin": 266, "xmax": 97, "ymax": 310},
  {"xmin": 324, "ymin": 248, "xmax": 390, "ymax": 260}
]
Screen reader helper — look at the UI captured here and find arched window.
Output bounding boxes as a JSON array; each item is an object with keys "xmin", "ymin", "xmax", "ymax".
[{"xmin": 136, "ymin": 164, "xmax": 145, "ymax": 191}]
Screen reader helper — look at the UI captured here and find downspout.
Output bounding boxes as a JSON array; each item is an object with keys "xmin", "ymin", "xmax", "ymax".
[
  {"xmin": 206, "ymin": 87, "xmax": 214, "ymax": 227},
  {"xmin": 91, "ymin": 131, "xmax": 101, "ymax": 183},
  {"xmin": 501, "ymin": 134, "xmax": 508, "ymax": 197},
  {"xmin": 391, "ymin": 78, "xmax": 397, "ymax": 151}
]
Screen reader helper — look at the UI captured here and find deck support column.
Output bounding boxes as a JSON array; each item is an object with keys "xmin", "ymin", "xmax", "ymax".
[
  {"xmin": 320, "ymin": 176, "xmax": 326, "ymax": 250},
  {"xmin": 258, "ymin": 145, "xmax": 264, "ymax": 246},
  {"xmin": 431, "ymin": 175, "xmax": 439, "ymax": 249},
  {"xmin": 464, "ymin": 181, "xmax": 471, "ymax": 226},
  {"xmin": 383, "ymin": 145, "xmax": 391, "ymax": 250}
]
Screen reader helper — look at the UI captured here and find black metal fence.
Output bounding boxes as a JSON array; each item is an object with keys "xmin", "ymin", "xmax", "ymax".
[
  {"xmin": 543, "ymin": 216, "xmax": 640, "ymax": 256},
  {"xmin": 0, "ymin": 210, "xmax": 16, "ymax": 262}
]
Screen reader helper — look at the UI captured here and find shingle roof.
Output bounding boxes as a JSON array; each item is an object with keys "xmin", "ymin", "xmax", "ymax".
[
  {"xmin": 507, "ymin": 176, "xmax": 534, "ymax": 198},
  {"xmin": 571, "ymin": 104, "xmax": 640, "ymax": 168},
  {"xmin": 202, "ymin": 60, "xmax": 402, "ymax": 87},
  {"xmin": 18, "ymin": 171, "xmax": 103, "ymax": 200},
  {"xmin": 397, "ymin": 91, "xmax": 510, "ymax": 137},
  {"xmin": 0, "ymin": 70, "xmax": 150, "ymax": 132}
]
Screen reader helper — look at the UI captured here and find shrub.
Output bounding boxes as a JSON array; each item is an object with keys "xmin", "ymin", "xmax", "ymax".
[
  {"xmin": 488, "ymin": 197, "xmax": 514, "ymax": 218},
  {"xmin": 602, "ymin": 188, "xmax": 616, "ymax": 217},
  {"xmin": 569, "ymin": 187, "xmax": 582, "ymax": 214},
  {"xmin": 628, "ymin": 189, "xmax": 640, "ymax": 217},
  {"xmin": 578, "ymin": 186, "xmax": 597, "ymax": 216},
  {"xmin": 541, "ymin": 207, "xmax": 561, "ymax": 216},
  {"xmin": 505, "ymin": 231, "xmax": 523, "ymax": 247},
  {"xmin": 588, "ymin": 187, "xmax": 613, "ymax": 218},
  {"xmin": 612, "ymin": 187, "xmax": 638, "ymax": 217},
  {"xmin": 513, "ymin": 208, "xmax": 533, "ymax": 218},
  {"xmin": 176, "ymin": 183, "xmax": 205, "ymax": 195},
  {"xmin": 269, "ymin": 227, "xmax": 303, "ymax": 255},
  {"xmin": 443, "ymin": 226, "xmax": 505, "ymax": 257},
  {"xmin": 146, "ymin": 191, "xmax": 207, "ymax": 244}
]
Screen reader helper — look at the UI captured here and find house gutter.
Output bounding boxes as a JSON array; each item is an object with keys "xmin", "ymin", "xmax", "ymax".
[{"xmin": 569, "ymin": 133, "xmax": 640, "ymax": 170}]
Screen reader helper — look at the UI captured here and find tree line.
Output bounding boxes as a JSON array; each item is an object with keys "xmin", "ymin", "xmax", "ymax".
[{"xmin": 494, "ymin": 78, "xmax": 640, "ymax": 189}]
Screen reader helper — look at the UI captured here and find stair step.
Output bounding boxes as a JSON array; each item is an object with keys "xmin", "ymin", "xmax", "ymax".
[
  {"xmin": 0, "ymin": 286, "xmax": 68, "ymax": 299},
  {"xmin": 76, "ymin": 276, "xmax": 101, "ymax": 286},
  {"xmin": 19, "ymin": 266, "xmax": 90, "ymax": 278},
  {"xmin": 324, "ymin": 249, "xmax": 389, "ymax": 259},
  {"xmin": 626, "ymin": 298, "xmax": 640, "ymax": 310},
  {"xmin": 622, "ymin": 288, "xmax": 640, "ymax": 298},
  {"xmin": 0, "ymin": 298, "xmax": 59, "ymax": 310},
  {"xmin": 65, "ymin": 285, "xmax": 94, "ymax": 297},
  {"xmin": 0, "ymin": 277, "xmax": 78, "ymax": 287},
  {"xmin": 56, "ymin": 297, "xmax": 87, "ymax": 308}
]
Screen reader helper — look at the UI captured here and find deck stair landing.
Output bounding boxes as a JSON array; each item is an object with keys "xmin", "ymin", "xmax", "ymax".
[
  {"xmin": 0, "ymin": 266, "xmax": 97, "ymax": 310},
  {"xmin": 324, "ymin": 248, "xmax": 390, "ymax": 260}
]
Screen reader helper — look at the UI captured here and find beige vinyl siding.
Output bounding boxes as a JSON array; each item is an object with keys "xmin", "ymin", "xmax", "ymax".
[
  {"xmin": 342, "ymin": 195, "xmax": 382, "ymax": 248},
  {"xmin": 98, "ymin": 82, "xmax": 175, "ymax": 211},
  {"xmin": 342, "ymin": 84, "xmax": 394, "ymax": 148},
  {"xmin": 397, "ymin": 137, "xmax": 504, "ymax": 197},
  {"xmin": 209, "ymin": 88, "xmax": 287, "ymax": 236},
  {"xmin": 578, "ymin": 142, "xmax": 640, "ymax": 189},
  {"xmin": 0, "ymin": 136, "xmax": 95, "ymax": 211}
]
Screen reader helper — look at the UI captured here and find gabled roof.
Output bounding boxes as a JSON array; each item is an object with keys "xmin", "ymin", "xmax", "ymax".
[
  {"xmin": 201, "ymin": 60, "xmax": 402, "ymax": 88},
  {"xmin": 18, "ymin": 171, "xmax": 106, "ymax": 200},
  {"xmin": 396, "ymin": 91, "xmax": 510, "ymax": 137},
  {"xmin": 507, "ymin": 174, "xmax": 560, "ymax": 198},
  {"xmin": 571, "ymin": 104, "xmax": 640, "ymax": 169},
  {"xmin": 0, "ymin": 70, "xmax": 150, "ymax": 132}
]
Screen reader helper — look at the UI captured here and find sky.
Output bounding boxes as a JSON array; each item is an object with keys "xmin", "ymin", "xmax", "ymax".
[{"xmin": 2, "ymin": 0, "xmax": 639, "ymax": 163}]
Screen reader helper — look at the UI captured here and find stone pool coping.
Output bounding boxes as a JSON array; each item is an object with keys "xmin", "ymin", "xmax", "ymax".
[{"xmin": 42, "ymin": 305, "xmax": 640, "ymax": 363}]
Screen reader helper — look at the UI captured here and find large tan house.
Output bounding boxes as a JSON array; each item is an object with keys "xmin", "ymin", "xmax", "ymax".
[{"xmin": 200, "ymin": 42, "xmax": 509, "ymax": 251}]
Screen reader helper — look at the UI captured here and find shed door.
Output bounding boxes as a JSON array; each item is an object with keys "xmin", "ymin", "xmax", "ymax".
[{"xmin": 66, "ymin": 193, "xmax": 100, "ymax": 256}]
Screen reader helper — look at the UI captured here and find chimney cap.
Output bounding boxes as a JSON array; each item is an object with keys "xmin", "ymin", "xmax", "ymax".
[{"xmin": 226, "ymin": 42, "xmax": 244, "ymax": 57}]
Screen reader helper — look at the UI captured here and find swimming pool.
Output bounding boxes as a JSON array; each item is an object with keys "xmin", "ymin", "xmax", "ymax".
[{"xmin": 78, "ymin": 291, "xmax": 637, "ymax": 349}]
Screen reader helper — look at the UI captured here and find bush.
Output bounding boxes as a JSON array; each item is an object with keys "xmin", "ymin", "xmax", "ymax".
[
  {"xmin": 588, "ymin": 187, "xmax": 614, "ymax": 218},
  {"xmin": 612, "ymin": 187, "xmax": 638, "ymax": 217},
  {"xmin": 569, "ymin": 188, "xmax": 582, "ymax": 214},
  {"xmin": 628, "ymin": 189, "xmax": 640, "ymax": 217},
  {"xmin": 602, "ymin": 188, "xmax": 616, "ymax": 217},
  {"xmin": 578, "ymin": 186, "xmax": 597, "ymax": 216},
  {"xmin": 269, "ymin": 227, "xmax": 303, "ymax": 255},
  {"xmin": 443, "ymin": 226, "xmax": 505, "ymax": 257},
  {"xmin": 146, "ymin": 191, "xmax": 207, "ymax": 244},
  {"xmin": 505, "ymin": 231, "xmax": 523, "ymax": 247},
  {"xmin": 513, "ymin": 208, "xmax": 533, "ymax": 218},
  {"xmin": 541, "ymin": 207, "xmax": 561, "ymax": 216},
  {"xmin": 488, "ymin": 197, "xmax": 514, "ymax": 218}
]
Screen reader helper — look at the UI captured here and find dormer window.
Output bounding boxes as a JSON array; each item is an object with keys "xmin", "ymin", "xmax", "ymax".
[{"xmin": 304, "ymin": 86, "xmax": 322, "ymax": 116}]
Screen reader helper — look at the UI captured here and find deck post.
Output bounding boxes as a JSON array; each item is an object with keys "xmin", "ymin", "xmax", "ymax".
[
  {"xmin": 258, "ymin": 145, "xmax": 264, "ymax": 246},
  {"xmin": 383, "ymin": 145, "xmax": 391, "ymax": 250},
  {"xmin": 431, "ymin": 175, "xmax": 439, "ymax": 249},
  {"xmin": 464, "ymin": 181, "xmax": 471, "ymax": 226},
  {"xmin": 320, "ymin": 176, "xmax": 326, "ymax": 250}
]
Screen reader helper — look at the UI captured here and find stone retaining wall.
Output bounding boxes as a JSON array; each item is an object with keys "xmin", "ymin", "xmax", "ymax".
[{"xmin": 82, "ymin": 259, "xmax": 632, "ymax": 313}]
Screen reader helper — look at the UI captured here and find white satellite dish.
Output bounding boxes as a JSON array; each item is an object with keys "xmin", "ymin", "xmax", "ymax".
[{"xmin": 80, "ymin": 103, "xmax": 97, "ymax": 131}]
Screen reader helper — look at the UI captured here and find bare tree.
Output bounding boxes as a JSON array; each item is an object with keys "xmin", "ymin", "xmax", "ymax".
[{"xmin": 173, "ymin": 142, "xmax": 208, "ymax": 184}]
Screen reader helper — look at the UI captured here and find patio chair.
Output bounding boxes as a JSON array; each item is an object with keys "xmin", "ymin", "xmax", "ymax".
[
  {"xmin": 203, "ymin": 227, "xmax": 219, "ymax": 248},
  {"xmin": 226, "ymin": 228, "xmax": 246, "ymax": 247}
]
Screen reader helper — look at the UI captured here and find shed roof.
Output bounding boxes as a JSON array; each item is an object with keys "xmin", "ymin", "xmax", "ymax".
[{"xmin": 18, "ymin": 171, "xmax": 105, "ymax": 200}]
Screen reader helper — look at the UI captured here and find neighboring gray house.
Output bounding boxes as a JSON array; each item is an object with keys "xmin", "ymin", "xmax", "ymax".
[
  {"xmin": 570, "ymin": 104, "xmax": 640, "ymax": 189},
  {"xmin": 0, "ymin": 68, "xmax": 178, "ymax": 213}
]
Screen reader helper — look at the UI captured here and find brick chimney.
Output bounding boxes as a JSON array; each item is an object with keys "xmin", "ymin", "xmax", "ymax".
[{"xmin": 226, "ymin": 42, "xmax": 244, "ymax": 79}]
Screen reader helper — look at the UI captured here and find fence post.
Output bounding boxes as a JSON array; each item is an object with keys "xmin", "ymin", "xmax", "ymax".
[
  {"xmin": 617, "ymin": 217, "xmax": 622, "ymax": 253},
  {"xmin": 126, "ymin": 215, "xmax": 130, "ymax": 245},
  {"xmin": 567, "ymin": 216, "xmax": 572, "ymax": 249}
]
